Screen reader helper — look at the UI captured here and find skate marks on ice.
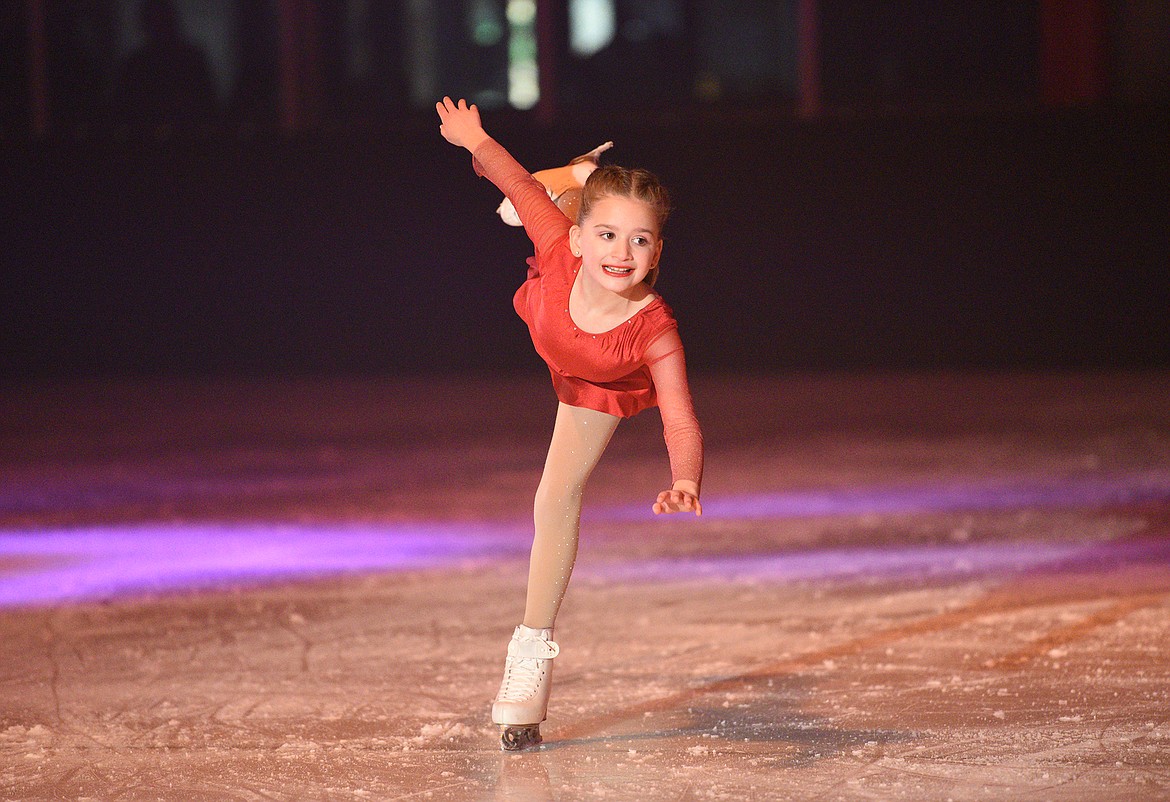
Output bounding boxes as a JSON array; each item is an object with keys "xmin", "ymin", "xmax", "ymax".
[
  {"xmin": 488, "ymin": 525, "xmax": 1168, "ymax": 798},
  {"xmin": 1, "ymin": 373, "xmax": 1170, "ymax": 799},
  {"xmin": 532, "ymin": 529, "xmax": 1170, "ymax": 799},
  {"xmin": 0, "ymin": 571, "xmax": 506, "ymax": 800},
  {"xmin": 528, "ymin": 624, "xmax": 1170, "ymax": 796},
  {"xmin": 9, "ymin": 541, "xmax": 1168, "ymax": 800},
  {"xmin": 557, "ymin": 555, "xmax": 1168, "ymax": 746}
]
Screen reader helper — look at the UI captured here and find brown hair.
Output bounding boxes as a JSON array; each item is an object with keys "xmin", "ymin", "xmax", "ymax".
[{"xmin": 578, "ymin": 165, "xmax": 671, "ymax": 287}]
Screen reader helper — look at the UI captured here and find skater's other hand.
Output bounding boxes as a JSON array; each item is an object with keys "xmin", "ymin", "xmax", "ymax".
[
  {"xmin": 436, "ymin": 96, "xmax": 488, "ymax": 152},
  {"xmin": 653, "ymin": 484, "xmax": 702, "ymax": 516}
]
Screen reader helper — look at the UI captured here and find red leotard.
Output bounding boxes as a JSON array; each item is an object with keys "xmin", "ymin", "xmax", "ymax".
[{"xmin": 473, "ymin": 138, "xmax": 703, "ymax": 488}]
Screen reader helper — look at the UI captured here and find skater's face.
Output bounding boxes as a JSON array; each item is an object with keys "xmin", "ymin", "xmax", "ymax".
[{"xmin": 570, "ymin": 195, "xmax": 663, "ymax": 293}]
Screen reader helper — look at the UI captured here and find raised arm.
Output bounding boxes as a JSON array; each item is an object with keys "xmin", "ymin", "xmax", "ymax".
[
  {"xmin": 435, "ymin": 96, "xmax": 489, "ymax": 152},
  {"xmin": 645, "ymin": 329, "xmax": 704, "ymax": 516},
  {"xmin": 436, "ymin": 96, "xmax": 570, "ymax": 256}
]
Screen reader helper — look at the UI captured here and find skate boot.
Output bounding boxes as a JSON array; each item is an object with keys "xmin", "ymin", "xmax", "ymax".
[
  {"xmin": 497, "ymin": 141, "xmax": 614, "ymax": 226},
  {"xmin": 492, "ymin": 625, "xmax": 560, "ymax": 751}
]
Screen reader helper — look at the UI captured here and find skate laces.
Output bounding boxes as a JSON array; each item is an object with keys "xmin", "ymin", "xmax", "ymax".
[
  {"xmin": 497, "ymin": 629, "xmax": 559, "ymax": 703},
  {"xmin": 498, "ymin": 655, "xmax": 546, "ymax": 702}
]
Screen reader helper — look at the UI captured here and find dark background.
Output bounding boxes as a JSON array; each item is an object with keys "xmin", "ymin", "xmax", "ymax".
[{"xmin": 2, "ymin": 2, "xmax": 1167, "ymax": 378}]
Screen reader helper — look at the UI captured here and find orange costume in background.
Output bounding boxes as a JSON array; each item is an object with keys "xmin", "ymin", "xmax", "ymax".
[{"xmin": 472, "ymin": 138, "xmax": 703, "ymax": 488}]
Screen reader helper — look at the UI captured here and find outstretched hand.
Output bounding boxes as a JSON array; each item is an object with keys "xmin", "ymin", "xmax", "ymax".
[
  {"xmin": 435, "ymin": 96, "xmax": 489, "ymax": 152},
  {"xmin": 653, "ymin": 488, "xmax": 702, "ymax": 516}
]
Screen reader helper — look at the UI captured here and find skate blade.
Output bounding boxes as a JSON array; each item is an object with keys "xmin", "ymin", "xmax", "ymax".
[{"xmin": 500, "ymin": 724, "xmax": 542, "ymax": 751}]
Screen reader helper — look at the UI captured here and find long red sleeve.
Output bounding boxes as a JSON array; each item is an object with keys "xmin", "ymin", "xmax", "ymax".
[
  {"xmin": 472, "ymin": 138, "xmax": 570, "ymax": 261},
  {"xmin": 646, "ymin": 330, "xmax": 704, "ymax": 490}
]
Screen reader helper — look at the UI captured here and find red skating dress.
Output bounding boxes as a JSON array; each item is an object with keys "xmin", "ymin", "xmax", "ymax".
[{"xmin": 473, "ymin": 138, "xmax": 703, "ymax": 487}]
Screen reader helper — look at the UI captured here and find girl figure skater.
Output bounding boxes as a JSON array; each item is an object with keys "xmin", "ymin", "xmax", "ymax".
[{"xmin": 436, "ymin": 97, "xmax": 703, "ymax": 750}]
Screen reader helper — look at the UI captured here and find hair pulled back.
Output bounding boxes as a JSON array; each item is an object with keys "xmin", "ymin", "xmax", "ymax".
[
  {"xmin": 578, "ymin": 164, "xmax": 671, "ymax": 286},
  {"xmin": 578, "ymin": 164, "xmax": 671, "ymax": 229}
]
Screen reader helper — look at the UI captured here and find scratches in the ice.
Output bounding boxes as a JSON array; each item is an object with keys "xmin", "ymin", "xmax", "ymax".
[
  {"xmin": 40, "ymin": 610, "xmax": 64, "ymax": 725},
  {"xmin": 383, "ymin": 777, "xmax": 478, "ymax": 800},
  {"xmin": 999, "ymin": 594, "xmax": 1162, "ymax": 667},
  {"xmin": 556, "ymin": 576, "xmax": 1170, "ymax": 756},
  {"xmin": 278, "ymin": 608, "xmax": 312, "ymax": 673}
]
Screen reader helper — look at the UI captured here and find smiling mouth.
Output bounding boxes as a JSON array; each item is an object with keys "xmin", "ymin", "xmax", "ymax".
[{"xmin": 602, "ymin": 265, "xmax": 634, "ymax": 277}]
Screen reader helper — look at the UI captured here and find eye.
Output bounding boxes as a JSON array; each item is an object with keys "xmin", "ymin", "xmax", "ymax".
[
  {"xmin": 632, "ymin": 236, "xmax": 649, "ymax": 247},
  {"xmin": 599, "ymin": 231, "xmax": 615, "ymax": 240}
]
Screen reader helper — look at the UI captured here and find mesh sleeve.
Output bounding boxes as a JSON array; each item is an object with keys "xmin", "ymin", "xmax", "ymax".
[
  {"xmin": 472, "ymin": 138, "xmax": 573, "ymax": 258},
  {"xmin": 645, "ymin": 330, "xmax": 704, "ymax": 491}
]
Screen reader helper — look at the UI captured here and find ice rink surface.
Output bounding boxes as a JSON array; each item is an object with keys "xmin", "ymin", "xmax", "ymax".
[{"xmin": 1, "ymin": 372, "xmax": 1168, "ymax": 800}]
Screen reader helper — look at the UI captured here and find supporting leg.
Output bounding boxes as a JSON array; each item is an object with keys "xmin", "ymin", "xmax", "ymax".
[
  {"xmin": 491, "ymin": 403, "xmax": 619, "ymax": 749},
  {"xmin": 523, "ymin": 403, "xmax": 619, "ymax": 629}
]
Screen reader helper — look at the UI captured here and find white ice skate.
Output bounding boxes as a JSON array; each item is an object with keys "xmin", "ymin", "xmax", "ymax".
[
  {"xmin": 492, "ymin": 625, "xmax": 559, "ymax": 750},
  {"xmin": 496, "ymin": 141, "xmax": 614, "ymax": 226}
]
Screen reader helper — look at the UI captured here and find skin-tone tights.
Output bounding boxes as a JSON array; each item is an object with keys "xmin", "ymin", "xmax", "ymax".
[{"xmin": 523, "ymin": 402, "xmax": 620, "ymax": 629}]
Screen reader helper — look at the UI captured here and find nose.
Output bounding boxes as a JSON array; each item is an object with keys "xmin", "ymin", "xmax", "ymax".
[{"xmin": 614, "ymin": 239, "xmax": 632, "ymax": 260}]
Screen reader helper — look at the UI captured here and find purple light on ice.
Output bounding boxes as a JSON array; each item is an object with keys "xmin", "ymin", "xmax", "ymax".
[
  {"xmin": 589, "ymin": 539, "xmax": 1088, "ymax": 584},
  {"xmin": 594, "ymin": 472, "xmax": 1170, "ymax": 522},
  {"xmin": 0, "ymin": 522, "xmax": 526, "ymax": 608},
  {"xmin": 4, "ymin": 473, "xmax": 1167, "ymax": 608}
]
